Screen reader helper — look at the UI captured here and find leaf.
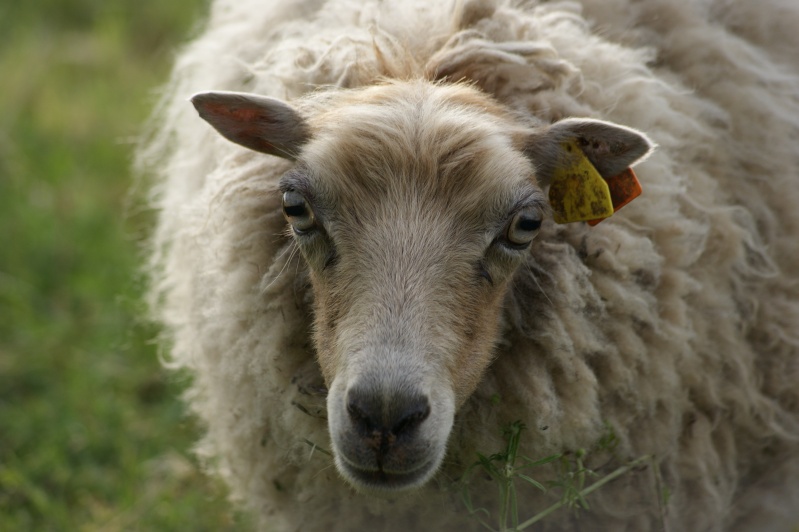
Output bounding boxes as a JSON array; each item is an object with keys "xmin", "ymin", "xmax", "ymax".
[
  {"xmin": 516, "ymin": 474, "xmax": 547, "ymax": 492},
  {"xmin": 476, "ymin": 454, "xmax": 504, "ymax": 483},
  {"xmin": 518, "ymin": 453, "xmax": 561, "ymax": 468}
]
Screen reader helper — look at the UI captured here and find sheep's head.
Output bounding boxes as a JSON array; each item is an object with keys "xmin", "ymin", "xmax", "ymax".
[{"xmin": 192, "ymin": 81, "xmax": 652, "ymax": 494}]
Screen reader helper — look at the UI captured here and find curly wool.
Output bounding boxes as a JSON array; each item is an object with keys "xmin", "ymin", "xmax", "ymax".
[{"xmin": 139, "ymin": 0, "xmax": 799, "ymax": 530}]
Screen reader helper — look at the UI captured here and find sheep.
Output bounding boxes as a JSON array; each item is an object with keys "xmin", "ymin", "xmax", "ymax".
[{"xmin": 139, "ymin": 0, "xmax": 799, "ymax": 530}]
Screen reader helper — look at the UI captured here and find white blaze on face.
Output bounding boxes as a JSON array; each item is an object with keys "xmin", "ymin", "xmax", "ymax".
[{"xmin": 321, "ymin": 212, "xmax": 470, "ymax": 491}]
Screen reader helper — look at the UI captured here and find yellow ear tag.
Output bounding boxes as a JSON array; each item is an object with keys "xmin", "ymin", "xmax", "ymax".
[{"xmin": 548, "ymin": 139, "xmax": 614, "ymax": 224}]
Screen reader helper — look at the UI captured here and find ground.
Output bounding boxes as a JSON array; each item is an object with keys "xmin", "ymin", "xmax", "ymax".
[{"xmin": 0, "ymin": 0, "xmax": 251, "ymax": 528}]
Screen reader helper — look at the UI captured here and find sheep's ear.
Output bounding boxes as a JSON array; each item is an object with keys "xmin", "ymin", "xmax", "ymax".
[
  {"xmin": 191, "ymin": 91, "xmax": 310, "ymax": 160},
  {"xmin": 525, "ymin": 118, "xmax": 653, "ymax": 187}
]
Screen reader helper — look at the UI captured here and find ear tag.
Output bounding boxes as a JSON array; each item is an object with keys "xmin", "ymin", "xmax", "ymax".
[
  {"xmin": 587, "ymin": 167, "xmax": 643, "ymax": 226},
  {"xmin": 548, "ymin": 139, "xmax": 614, "ymax": 224}
]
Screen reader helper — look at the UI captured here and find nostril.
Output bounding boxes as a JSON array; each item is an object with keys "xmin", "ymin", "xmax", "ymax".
[
  {"xmin": 391, "ymin": 400, "xmax": 430, "ymax": 436},
  {"xmin": 346, "ymin": 396, "xmax": 374, "ymax": 432},
  {"xmin": 345, "ymin": 387, "xmax": 431, "ymax": 437}
]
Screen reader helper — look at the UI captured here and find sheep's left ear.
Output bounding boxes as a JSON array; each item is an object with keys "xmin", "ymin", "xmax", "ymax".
[
  {"xmin": 525, "ymin": 118, "xmax": 654, "ymax": 186},
  {"xmin": 191, "ymin": 91, "xmax": 310, "ymax": 160}
]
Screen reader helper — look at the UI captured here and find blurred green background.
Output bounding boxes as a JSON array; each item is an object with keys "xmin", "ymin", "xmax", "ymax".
[{"xmin": 0, "ymin": 0, "xmax": 251, "ymax": 528}]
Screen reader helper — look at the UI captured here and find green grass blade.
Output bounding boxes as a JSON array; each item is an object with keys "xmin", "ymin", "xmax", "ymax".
[{"xmin": 516, "ymin": 473, "xmax": 547, "ymax": 492}]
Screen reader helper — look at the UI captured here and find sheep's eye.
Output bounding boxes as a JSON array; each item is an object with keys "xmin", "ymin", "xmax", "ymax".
[
  {"xmin": 505, "ymin": 208, "xmax": 542, "ymax": 247},
  {"xmin": 282, "ymin": 191, "xmax": 316, "ymax": 233}
]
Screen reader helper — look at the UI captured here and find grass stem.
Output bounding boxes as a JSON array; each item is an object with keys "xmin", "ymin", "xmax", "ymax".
[{"xmin": 516, "ymin": 454, "xmax": 653, "ymax": 530}]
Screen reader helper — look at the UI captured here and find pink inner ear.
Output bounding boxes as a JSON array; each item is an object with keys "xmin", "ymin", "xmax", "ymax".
[
  {"xmin": 203, "ymin": 101, "xmax": 262, "ymax": 123},
  {"xmin": 202, "ymin": 101, "xmax": 277, "ymax": 151},
  {"xmin": 580, "ymin": 137, "xmax": 612, "ymax": 156},
  {"xmin": 229, "ymin": 107, "xmax": 262, "ymax": 122}
]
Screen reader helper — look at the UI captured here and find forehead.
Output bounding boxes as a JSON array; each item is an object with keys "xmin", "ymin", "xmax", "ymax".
[{"xmin": 295, "ymin": 82, "xmax": 539, "ymax": 218}]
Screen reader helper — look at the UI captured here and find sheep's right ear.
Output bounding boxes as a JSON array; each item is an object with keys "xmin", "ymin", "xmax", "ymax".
[{"xmin": 191, "ymin": 91, "xmax": 310, "ymax": 160}]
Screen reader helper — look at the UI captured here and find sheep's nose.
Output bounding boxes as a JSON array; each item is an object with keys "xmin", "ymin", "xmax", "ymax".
[{"xmin": 346, "ymin": 386, "xmax": 431, "ymax": 439}]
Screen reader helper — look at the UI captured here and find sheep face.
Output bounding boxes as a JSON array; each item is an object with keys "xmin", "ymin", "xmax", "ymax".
[
  {"xmin": 296, "ymin": 84, "xmax": 543, "ymax": 492},
  {"xmin": 191, "ymin": 81, "xmax": 652, "ymax": 494}
]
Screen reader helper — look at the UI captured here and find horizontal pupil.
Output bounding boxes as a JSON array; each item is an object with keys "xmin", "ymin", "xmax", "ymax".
[
  {"xmin": 518, "ymin": 218, "xmax": 541, "ymax": 231},
  {"xmin": 284, "ymin": 204, "xmax": 307, "ymax": 217}
]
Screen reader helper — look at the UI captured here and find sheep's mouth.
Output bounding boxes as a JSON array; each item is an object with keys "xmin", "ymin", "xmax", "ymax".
[
  {"xmin": 325, "ymin": 375, "xmax": 456, "ymax": 494},
  {"xmin": 336, "ymin": 456, "xmax": 437, "ymax": 493}
]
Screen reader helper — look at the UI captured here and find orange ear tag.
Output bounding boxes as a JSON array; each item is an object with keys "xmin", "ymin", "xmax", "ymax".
[
  {"xmin": 548, "ymin": 139, "xmax": 614, "ymax": 224},
  {"xmin": 586, "ymin": 167, "xmax": 643, "ymax": 226}
]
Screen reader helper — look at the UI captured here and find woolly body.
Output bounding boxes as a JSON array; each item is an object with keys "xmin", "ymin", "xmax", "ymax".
[{"xmin": 140, "ymin": 0, "xmax": 799, "ymax": 530}]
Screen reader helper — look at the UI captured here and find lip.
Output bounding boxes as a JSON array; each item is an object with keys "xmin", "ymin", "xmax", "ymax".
[{"xmin": 337, "ymin": 457, "xmax": 436, "ymax": 493}]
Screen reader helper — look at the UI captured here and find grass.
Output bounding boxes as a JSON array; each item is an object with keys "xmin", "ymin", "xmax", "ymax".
[
  {"xmin": 0, "ymin": 0, "xmax": 251, "ymax": 528},
  {"xmin": 460, "ymin": 422, "xmax": 665, "ymax": 532}
]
